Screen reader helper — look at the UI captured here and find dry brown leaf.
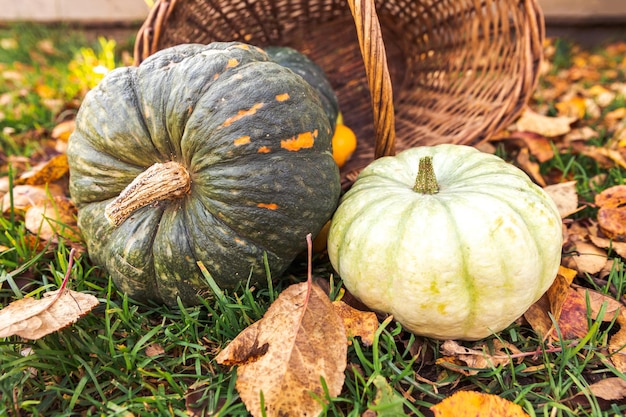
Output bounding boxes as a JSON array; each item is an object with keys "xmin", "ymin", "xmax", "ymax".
[
  {"xmin": 186, "ymin": 381, "xmax": 211, "ymax": 417},
  {"xmin": 516, "ymin": 148, "xmax": 546, "ymax": 187},
  {"xmin": 436, "ymin": 340, "xmax": 521, "ymax": 376},
  {"xmin": 523, "ymin": 293, "xmax": 553, "ymax": 339},
  {"xmin": 51, "ymin": 120, "xmax": 75, "ymax": 142},
  {"xmin": 563, "ymin": 218, "xmax": 593, "ymax": 249},
  {"xmin": 564, "ymin": 126, "xmax": 599, "ymax": 144},
  {"xmin": 145, "ymin": 343, "xmax": 165, "ymax": 357},
  {"xmin": 609, "ymin": 311, "xmax": 626, "ymax": 373},
  {"xmin": 605, "ymin": 107, "xmax": 626, "ymax": 125},
  {"xmin": 543, "ymin": 181, "xmax": 580, "ymax": 218},
  {"xmin": 332, "ymin": 300, "xmax": 379, "ymax": 346},
  {"xmin": 597, "ymin": 258, "xmax": 624, "ymax": 280},
  {"xmin": 595, "ymin": 185, "xmax": 626, "ymax": 241},
  {"xmin": 1, "ymin": 183, "xmax": 64, "ymax": 213},
  {"xmin": 515, "ymin": 108, "xmax": 575, "ymax": 137},
  {"xmin": 4, "ymin": 155, "xmax": 31, "ymax": 176},
  {"xmin": 0, "ymin": 289, "xmax": 98, "ymax": 339},
  {"xmin": 585, "ymin": 222, "xmax": 626, "ymax": 259},
  {"xmin": 572, "ymin": 241, "xmax": 608, "ymax": 275},
  {"xmin": 568, "ymin": 378, "xmax": 626, "ymax": 409},
  {"xmin": 575, "ymin": 287, "xmax": 622, "ymax": 322},
  {"xmin": 579, "ymin": 146, "xmax": 626, "ymax": 170},
  {"xmin": 525, "ymin": 266, "xmax": 584, "ymax": 340},
  {"xmin": 547, "ymin": 267, "xmax": 589, "ymax": 339},
  {"xmin": 589, "ymin": 234, "xmax": 626, "ymax": 258},
  {"xmin": 589, "ymin": 174, "xmax": 608, "ymax": 192},
  {"xmin": 431, "ymin": 391, "xmax": 529, "ymax": 417},
  {"xmin": 490, "ymin": 131, "xmax": 554, "ymax": 163},
  {"xmin": 555, "ymin": 287, "xmax": 589, "ymax": 340},
  {"xmin": 215, "ymin": 281, "xmax": 347, "ymax": 417},
  {"xmin": 0, "ymin": 251, "xmax": 98, "ymax": 340},
  {"xmin": 24, "ymin": 195, "xmax": 79, "ymax": 241},
  {"xmin": 588, "ymin": 85, "xmax": 616, "ymax": 107},
  {"xmin": 14, "ymin": 154, "xmax": 69, "ymax": 186}
]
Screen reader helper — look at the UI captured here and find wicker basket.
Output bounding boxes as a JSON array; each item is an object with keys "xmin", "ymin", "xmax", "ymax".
[{"xmin": 134, "ymin": 0, "xmax": 544, "ymax": 186}]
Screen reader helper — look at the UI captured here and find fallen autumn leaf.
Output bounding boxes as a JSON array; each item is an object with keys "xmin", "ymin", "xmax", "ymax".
[
  {"xmin": 431, "ymin": 390, "xmax": 529, "ymax": 417},
  {"xmin": 0, "ymin": 249, "xmax": 99, "ymax": 340},
  {"xmin": 215, "ymin": 235, "xmax": 347, "ymax": 417}
]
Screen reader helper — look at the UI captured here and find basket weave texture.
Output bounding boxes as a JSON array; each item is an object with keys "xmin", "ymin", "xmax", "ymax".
[{"xmin": 134, "ymin": 0, "xmax": 545, "ymax": 185}]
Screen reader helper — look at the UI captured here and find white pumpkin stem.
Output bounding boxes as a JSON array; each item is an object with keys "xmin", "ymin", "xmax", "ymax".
[
  {"xmin": 413, "ymin": 156, "xmax": 439, "ymax": 194},
  {"xmin": 105, "ymin": 161, "xmax": 191, "ymax": 227}
]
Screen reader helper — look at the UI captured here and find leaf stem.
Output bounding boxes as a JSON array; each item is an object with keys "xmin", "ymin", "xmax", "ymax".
[{"xmin": 305, "ymin": 233, "xmax": 313, "ymax": 306}]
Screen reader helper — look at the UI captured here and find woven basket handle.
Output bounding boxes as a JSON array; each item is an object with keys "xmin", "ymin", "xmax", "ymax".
[{"xmin": 347, "ymin": 0, "xmax": 395, "ymax": 158}]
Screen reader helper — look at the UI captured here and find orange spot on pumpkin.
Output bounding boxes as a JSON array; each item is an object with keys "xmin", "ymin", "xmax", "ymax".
[
  {"xmin": 226, "ymin": 58, "xmax": 239, "ymax": 69},
  {"xmin": 257, "ymin": 203, "xmax": 279, "ymax": 210},
  {"xmin": 234, "ymin": 136, "xmax": 251, "ymax": 146},
  {"xmin": 257, "ymin": 146, "xmax": 271, "ymax": 153},
  {"xmin": 275, "ymin": 93, "xmax": 290, "ymax": 102},
  {"xmin": 234, "ymin": 44, "xmax": 251, "ymax": 50},
  {"xmin": 280, "ymin": 129, "xmax": 318, "ymax": 151},
  {"xmin": 221, "ymin": 103, "xmax": 264, "ymax": 127},
  {"xmin": 213, "ymin": 73, "xmax": 220, "ymax": 80}
]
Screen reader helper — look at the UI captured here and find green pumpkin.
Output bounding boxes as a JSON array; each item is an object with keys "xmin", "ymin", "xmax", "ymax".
[
  {"xmin": 328, "ymin": 144, "xmax": 562, "ymax": 340},
  {"xmin": 264, "ymin": 46, "xmax": 339, "ymax": 131},
  {"xmin": 68, "ymin": 42, "xmax": 341, "ymax": 305}
]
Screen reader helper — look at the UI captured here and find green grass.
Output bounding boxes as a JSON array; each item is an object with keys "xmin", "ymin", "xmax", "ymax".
[{"xmin": 1, "ymin": 24, "xmax": 626, "ymax": 416}]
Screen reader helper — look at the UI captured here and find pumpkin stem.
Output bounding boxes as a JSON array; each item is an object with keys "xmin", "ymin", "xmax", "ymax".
[
  {"xmin": 105, "ymin": 161, "xmax": 191, "ymax": 227},
  {"xmin": 413, "ymin": 156, "xmax": 439, "ymax": 194}
]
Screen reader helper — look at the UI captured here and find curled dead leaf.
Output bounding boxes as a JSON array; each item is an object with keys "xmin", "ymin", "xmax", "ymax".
[
  {"xmin": 595, "ymin": 185, "xmax": 626, "ymax": 241},
  {"xmin": 436, "ymin": 340, "xmax": 522, "ymax": 376}
]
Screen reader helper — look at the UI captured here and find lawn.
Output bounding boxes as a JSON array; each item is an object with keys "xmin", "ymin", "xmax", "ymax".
[{"xmin": 1, "ymin": 23, "xmax": 626, "ymax": 417}]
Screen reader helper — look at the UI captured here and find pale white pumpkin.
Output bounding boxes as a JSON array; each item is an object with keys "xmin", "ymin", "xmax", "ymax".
[{"xmin": 327, "ymin": 144, "xmax": 562, "ymax": 340}]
